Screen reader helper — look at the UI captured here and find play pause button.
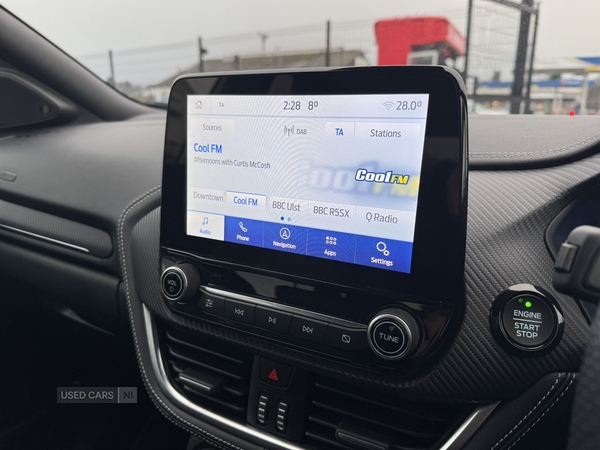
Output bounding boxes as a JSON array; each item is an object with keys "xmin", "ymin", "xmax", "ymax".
[{"xmin": 255, "ymin": 307, "xmax": 292, "ymax": 334}]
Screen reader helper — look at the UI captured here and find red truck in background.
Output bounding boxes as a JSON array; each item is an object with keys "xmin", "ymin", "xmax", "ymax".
[{"xmin": 375, "ymin": 17, "xmax": 466, "ymax": 66}]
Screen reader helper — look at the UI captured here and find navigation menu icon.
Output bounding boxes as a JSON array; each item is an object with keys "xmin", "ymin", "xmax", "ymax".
[{"xmin": 280, "ymin": 227, "xmax": 291, "ymax": 240}]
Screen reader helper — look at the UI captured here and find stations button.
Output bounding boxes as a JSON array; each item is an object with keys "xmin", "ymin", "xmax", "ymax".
[
  {"xmin": 289, "ymin": 316, "xmax": 328, "ymax": 343},
  {"xmin": 501, "ymin": 295, "xmax": 555, "ymax": 348},
  {"xmin": 198, "ymin": 292, "xmax": 225, "ymax": 316},
  {"xmin": 255, "ymin": 307, "xmax": 292, "ymax": 334},
  {"xmin": 259, "ymin": 358, "xmax": 293, "ymax": 389},
  {"xmin": 224, "ymin": 299, "xmax": 255, "ymax": 325},
  {"xmin": 324, "ymin": 324, "xmax": 367, "ymax": 351}
]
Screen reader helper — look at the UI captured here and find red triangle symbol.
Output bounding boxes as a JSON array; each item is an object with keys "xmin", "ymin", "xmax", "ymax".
[{"xmin": 268, "ymin": 369, "xmax": 279, "ymax": 381}]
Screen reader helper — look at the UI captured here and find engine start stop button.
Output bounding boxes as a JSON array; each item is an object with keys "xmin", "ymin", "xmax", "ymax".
[
  {"xmin": 490, "ymin": 284, "xmax": 564, "ymax": 355},
  {"xmin": 501, "ymin": 295, "xmax": 555, "ymax": 348}
]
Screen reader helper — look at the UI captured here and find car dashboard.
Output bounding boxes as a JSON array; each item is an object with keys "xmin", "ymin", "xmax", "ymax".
[
  {"xmin": 0, "ymin": 106, "xmax": 600, "ymax": 448},
  {"xmin": 2, "ymin": 98, "xmax": 600, "ymax": 450}
]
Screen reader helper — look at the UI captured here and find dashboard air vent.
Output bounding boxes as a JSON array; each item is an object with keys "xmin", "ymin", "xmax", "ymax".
[
  {"xmin": 304, "ymin": 377, "xmax": 473, "ymax": 450},
  {"xmin": 161, "ymin": 326, "xmax": 253, "ymax": 422}
]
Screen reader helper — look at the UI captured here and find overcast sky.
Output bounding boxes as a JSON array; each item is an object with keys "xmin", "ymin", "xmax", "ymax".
[{"xmin": 2, "ymin": 0, "xmax": 599, "ymax": 84}]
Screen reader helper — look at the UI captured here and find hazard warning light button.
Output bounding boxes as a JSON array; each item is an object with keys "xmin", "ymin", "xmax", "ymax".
[{"xmin": 259, "ymin": 358, "xmax": 293, "ymax": 389}]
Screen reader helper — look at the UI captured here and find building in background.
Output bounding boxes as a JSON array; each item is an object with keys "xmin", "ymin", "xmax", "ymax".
[
  {"xmin": 135, "ymin": 48, "xmax": 367, "ymax": 104},
  {"xmin": 475, "ymin": 57, "xmax": 600, "ymax": 114}
]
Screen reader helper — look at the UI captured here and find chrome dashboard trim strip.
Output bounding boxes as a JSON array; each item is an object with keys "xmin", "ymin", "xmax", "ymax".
[
  {"xmin": 0, "ymin": 223, "xmax": 90, "ymax": 253},
  {"xmin": 143, "ymin": 305, "xmax": 498, "ymax": 450},
  {"xmin": 437, "ymin": 401, "xmax": 499, "ymax": 450},
  {"xmin": 143, "ymin": 304, "xmax": 306, "ymax": 450}
]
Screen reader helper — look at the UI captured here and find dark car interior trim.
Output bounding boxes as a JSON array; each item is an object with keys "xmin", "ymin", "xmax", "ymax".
[
  {"xmin": 2, "ymin": 5, "xmax": 600, "ymax": 447},
  {"xmin": 0, "ymin": 197, "xmax": 112, "ymax": 256},
  {"xmin": 469, "ymin": 116, "xmax": 600, "ymax": 170}
]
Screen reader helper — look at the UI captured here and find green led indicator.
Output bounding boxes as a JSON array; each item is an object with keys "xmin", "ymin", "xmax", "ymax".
[
  {"xmin": 525, "ymin": 301, "xmax": 532, "ymax": 308},
  {"xmin": 518, "ymin": 298, "xmax": 524, "ymax": 303}
]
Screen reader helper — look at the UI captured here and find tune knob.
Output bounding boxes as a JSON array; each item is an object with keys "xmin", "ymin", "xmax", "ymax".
[
  {"xmin": 160, "ymin": 264, "xmax": 200, "ymax": 303},
  {"xmin": 367, "ymin": 309, "xmax": 420, "ymax": 360}
]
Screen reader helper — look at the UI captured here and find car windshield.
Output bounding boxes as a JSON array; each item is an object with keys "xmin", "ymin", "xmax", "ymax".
[{"xmin": 3, "ymin": 0, "xmax": 599, "ymax": 115}]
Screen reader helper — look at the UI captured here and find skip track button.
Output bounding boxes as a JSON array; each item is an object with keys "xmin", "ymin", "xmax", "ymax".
[
  {"xmin": 224, "ymin": 299, "xmax": 255, "ymax": 325},
  {"xmin": 289, "ymin": 316, "xmax": 328, "ymax": 343}
]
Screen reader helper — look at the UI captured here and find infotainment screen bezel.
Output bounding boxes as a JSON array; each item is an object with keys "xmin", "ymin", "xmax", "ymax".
[{"xmin": 161, "ymin": 67, "xmax": 467, "ymax": 305}]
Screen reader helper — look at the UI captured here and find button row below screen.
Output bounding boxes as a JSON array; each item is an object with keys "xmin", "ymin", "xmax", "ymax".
[{"xmin": 198, "ymin": 291, "xmax": 367, "ymax": 351}]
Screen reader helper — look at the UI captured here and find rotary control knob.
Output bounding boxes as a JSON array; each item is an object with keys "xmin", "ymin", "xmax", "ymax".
[
  {"xmin": 367, "ymin": 309, "xmax": 420, "ymax": 360},
  {"xmin": 160, "ymin": 264, "xmax": 200, "ymax": 303}
]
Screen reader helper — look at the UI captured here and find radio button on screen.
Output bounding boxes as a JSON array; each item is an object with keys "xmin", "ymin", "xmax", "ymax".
[
  {"xmin": 224, "ymin": 299, "xmax": 256, "ymax": 324},
  {"xmin": 289, "ymin": 316, "xmax": 328, "ymax": 343}
]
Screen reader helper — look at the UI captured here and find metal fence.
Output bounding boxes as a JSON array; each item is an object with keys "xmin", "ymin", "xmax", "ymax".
[{"xmin": 77, "ymin": 2, "xmax": 534, "ymax": 111}]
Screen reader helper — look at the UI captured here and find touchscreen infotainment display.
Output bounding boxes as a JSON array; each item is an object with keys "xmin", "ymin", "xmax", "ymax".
[{"xmin": 185, "ymin": 94, "xmax": 429, "ymax": 274}]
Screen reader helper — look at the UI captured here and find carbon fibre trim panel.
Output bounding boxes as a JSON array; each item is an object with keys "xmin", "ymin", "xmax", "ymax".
[{"xmin": 127, "ymin": 153, "xmax": 599, "ymax": 402}]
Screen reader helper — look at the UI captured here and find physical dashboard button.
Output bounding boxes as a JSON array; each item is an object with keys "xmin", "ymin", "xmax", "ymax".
[
  {"xmin": 490, "ymin": 284, "xmax": 564, "ymax": 354},
  {"xmin": 162, "ymin": 271, "xmax": 183, "ymax": 299},
  {"xmin": 501, "ymin": 295, "xmax": 555, "ymax": 348},
  {"xmin": 259, "ymin": 358, "xmax": 292, "ymax": 388},
  {"xmin": 255, "ymin": 307, "xmax": 292, "ymax": 334},
  {"xmin": 198, "ymin": 292, "xmax": 225, "ymax": 316},
  {"xmin": 161, "ymin": 264, "xmax": 200, "ymax": 303},
  {"xmin": 324, "ymin": 324, "xmax": 367, "ymax": 350},
  {"xmin": 289, "ymin": 316, "xmax": 328, "ymax": 343},
  {"xmin": 371, "ymin": 320, "xmax": 407, "ymax": 356},
  {"xmin": 367, "ymin": 309, "xmax": 420, "ymax": 360},
  {"xmin": 224, "ymin": 299, "xmax": 255, "ymax": 324}
]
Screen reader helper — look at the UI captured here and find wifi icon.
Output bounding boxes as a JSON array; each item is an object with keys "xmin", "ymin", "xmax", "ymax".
[{"xmin": 383, "ymin": 101, "xmax": 395, "ymax": 110}]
